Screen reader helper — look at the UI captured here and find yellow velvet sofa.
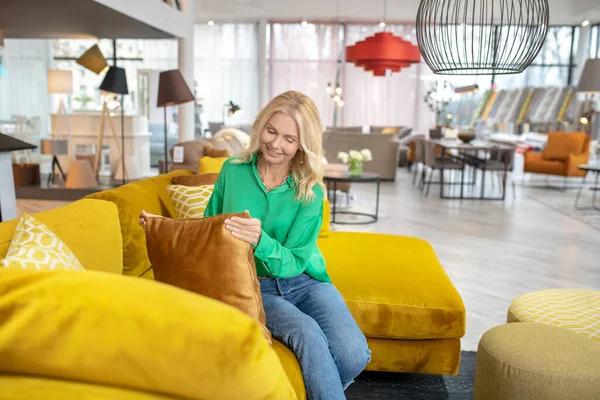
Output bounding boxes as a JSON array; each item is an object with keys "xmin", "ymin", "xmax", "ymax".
[
  {"xmin": 0, "ymin": 200, "xmax": 298, "ymax": 400},
  {"xmin": 0, "ymin": 172, "xmax": 465, "ymax": 399},
  {"xmin": 85, "ymin": 171, "xmax": 466, "ymax": 393}
]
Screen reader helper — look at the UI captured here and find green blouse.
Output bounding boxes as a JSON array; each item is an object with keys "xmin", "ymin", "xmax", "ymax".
[{"xmin": 203, "ymin": 155, "xmax": 331, "ymax": 283}]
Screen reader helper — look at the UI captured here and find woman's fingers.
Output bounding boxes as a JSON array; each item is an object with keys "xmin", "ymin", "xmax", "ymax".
[{"xmin": 229, "ymin": 216, "xmax": 259, "ymax": 226}]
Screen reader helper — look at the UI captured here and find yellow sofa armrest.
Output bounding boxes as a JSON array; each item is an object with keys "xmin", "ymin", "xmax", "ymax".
[{"xmin": 0, "ymin": 199, "xmax": 122, "ymax": 274}]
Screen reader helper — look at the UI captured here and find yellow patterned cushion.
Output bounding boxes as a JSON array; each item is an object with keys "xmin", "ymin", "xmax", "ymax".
[
  {"xmin": 0, "ymin": 214, "xmax": 85, "ymax": 271},
  {"xmin": 508, "ymin": 289, "xmax": 600, "ymax": 343},
  {"xmin": 167, "ymin": 184, "xmax": 214, "ymax": 219}
]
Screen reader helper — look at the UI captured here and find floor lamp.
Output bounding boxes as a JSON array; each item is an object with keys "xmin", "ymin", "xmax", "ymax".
[
  {"xmin": 157, "ymin": 70, "xmax": 195, "ymax": 172},
  {"xmin": 99, "ymin": 67, "xmax": 129, "ymax": 185},
  {"xmin": 47, "ymin": 69, "xmax": 73, "ymax": 156}
]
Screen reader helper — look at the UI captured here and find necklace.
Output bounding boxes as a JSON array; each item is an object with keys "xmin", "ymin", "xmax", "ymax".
[{"xmin": 257, "ymin": 158, "xmax": 290, "ymax": 192}]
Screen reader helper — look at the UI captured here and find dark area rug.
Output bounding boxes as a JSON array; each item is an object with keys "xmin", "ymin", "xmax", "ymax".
[{"xmin": 346, "ymin": 351, "xmax": 476, "ymax": 400}]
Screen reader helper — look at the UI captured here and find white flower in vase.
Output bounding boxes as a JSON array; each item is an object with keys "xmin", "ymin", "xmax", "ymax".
[
  {"xmin": 337, "ymin": 151, "xmax": 349, "ymax": 164},
  {"xmin": 360, "ymin": 149, "xmax": 372, "ymax": 162},
  {"xmin": 349, "ymin": 150, "xmax": 363, "ymax": 161}
]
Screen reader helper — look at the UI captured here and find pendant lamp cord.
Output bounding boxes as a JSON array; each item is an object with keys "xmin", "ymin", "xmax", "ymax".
[{"xmin": 383, "ymin": 0, "xmax": 387, "ymax": 30}]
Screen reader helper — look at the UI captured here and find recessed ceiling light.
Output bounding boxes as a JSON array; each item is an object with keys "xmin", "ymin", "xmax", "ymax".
[
  {"xmin": 301, "ymin": 20, "xmax": 308, "ymax": 26},
  {"xmin": 208, "ymin": 20, "xmax": 215, "ymax": 26},
  {"xmin": 379, "ymin": 21, "xmax": 386, "ymax": 28},
  {"xmin": 582, "ymin": 20, "xmax": 590, "ymax": 27}
]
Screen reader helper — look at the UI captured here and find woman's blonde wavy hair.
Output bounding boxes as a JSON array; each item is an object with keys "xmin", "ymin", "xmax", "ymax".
[{"xmin": 233, "ymin": 90, "xmax": 326, "ymax": 203}]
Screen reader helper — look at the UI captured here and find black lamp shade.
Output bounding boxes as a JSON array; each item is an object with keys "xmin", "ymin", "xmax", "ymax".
[
  {"xmin": 229, "ymin": 101, "xmax": 241, "ymax": 115},
  {"xmin": 157, "ymin": 69, "xmax": 194, "ymax": 107},
  {"xmin": 100, "ymin": 66, "xmax": 128, "ymax": 95},
  {"xmin": 77, "ymin": 44, "xmax": 109, "ymax": 75}
]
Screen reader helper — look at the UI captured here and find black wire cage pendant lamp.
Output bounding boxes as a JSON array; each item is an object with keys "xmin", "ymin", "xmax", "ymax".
[{"xmin": 416, "ymin": 0, "xmax": 549, "ymax": 75}]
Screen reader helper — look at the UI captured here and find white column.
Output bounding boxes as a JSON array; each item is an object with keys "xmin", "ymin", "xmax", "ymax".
[
  {"xmin": 258, "ymin": 19, "xmax": 268, "ymax": 109},
  {"xmin": 177, "ymin": 0, "xmax": 195, "ymax": 143},
  {"xmin": 0, "ymin": 153, "xmax": 17, "ymax": 222},
  {"xmin": 572, "ymin": 25, "xmax": 591, "ymax": 85}
]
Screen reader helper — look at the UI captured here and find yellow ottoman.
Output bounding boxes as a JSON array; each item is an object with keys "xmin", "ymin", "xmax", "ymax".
[
  {"xmin": 508, "ymin": 288, "xmax": 600, "ymax": 343},
  {"xmin": 474, "ymin": 322, "xmax": 600, "ymax": 400}
]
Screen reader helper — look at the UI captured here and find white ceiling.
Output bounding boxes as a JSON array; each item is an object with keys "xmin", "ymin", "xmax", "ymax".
[
  {"xmin": 195, "ymin": 0, "xmax": 600, "ymax": 26},
  {"xmin": 0, "ymin": 0, "xmax": 185, "ymax": 39}
]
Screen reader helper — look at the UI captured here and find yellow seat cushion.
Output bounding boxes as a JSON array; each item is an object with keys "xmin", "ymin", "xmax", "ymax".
[
  {"xmin": 507, "ymin": 288, "xmax": 600, "ymax": 343},
  {"xmin": 0, "ymin": 199, "xmax": 122, "ymax": 275},
  {"xmin": 167, "ymin": 184, "xmax": 214, "ymax": 218},
  {"xmin": 1, "ymin": 214, "xmax": 85, "ymax": 271},
  {"xmin": 318, "ymin": 232, "xmax": 465, "ymax": 340},
  {"xmin": 366, "ymin": 337, "xmax": 461, "ymax": 375},
  {"xmin": 272, "ymin": 341, "xmax": 306, "ymax": 400},
  {"xmin": 198, "ymin": 156, "xmax": 229, "ymax": 174},
  {"xmin": 0, "ymin": 375, "xmax": 177, "ymax": 400},
  {"xmin": 0, "ymin": 268, "xmax": 297, "ymax": 400}
]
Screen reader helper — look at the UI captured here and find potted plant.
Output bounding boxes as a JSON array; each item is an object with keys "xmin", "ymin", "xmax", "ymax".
[{"xmin": 337, "ymin": 149, "xmax": 372, "ymax": 176}]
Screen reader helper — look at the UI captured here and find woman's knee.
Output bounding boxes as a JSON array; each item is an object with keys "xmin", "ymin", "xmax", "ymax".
[{"xmin": 334, "ymin": 334, "xmax": 371, "ymax": 386}]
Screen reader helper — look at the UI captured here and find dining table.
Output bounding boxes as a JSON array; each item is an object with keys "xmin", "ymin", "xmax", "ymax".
[{"xmin": 426, "ymin": 138, "xmax": 517, "ymax": 200}]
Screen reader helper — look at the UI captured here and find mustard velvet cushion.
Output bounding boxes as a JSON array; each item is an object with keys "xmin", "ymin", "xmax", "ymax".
[
  {"xmin": 0, "ymin": 199, "xmax": 122, "ymax": 275},
  {"xmin": 507, "ymin": 288, "xmax": 600, "ymax": 343},
  {"xmin": 85, "ymin": 170, "xmax": 194, "ymax": 277},
  {"xmin": 0, "ymin": 269, "xmax": 297, "ymax": 400},
  {"xmin": 1, "ymin": 214, "xmax": 85, "ymax": 271},
  {"xmin": 198, "ymin": 156, "xmax": 229, "ymax": 174},
  {"xmin": 317, "ymin": 232, "xmax": 465, "ymax": 339}
]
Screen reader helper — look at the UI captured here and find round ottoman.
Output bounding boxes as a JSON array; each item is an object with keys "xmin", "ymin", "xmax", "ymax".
[
  {"xmin": 474, "ymin": 322, "xmax": 600, "ymax": 400},
  {"xmin": 508, "ymin": 288, "xmax": 600, "ymax": 343}
]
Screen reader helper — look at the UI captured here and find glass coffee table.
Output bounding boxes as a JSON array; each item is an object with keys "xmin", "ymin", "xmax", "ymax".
[
  {"xmin": 324, "ymin": 171, "xmax": 381, "ymax": 224},
  {"xmin": 575, "ymin": 164, "xmax": 600, "ymax": 210}
]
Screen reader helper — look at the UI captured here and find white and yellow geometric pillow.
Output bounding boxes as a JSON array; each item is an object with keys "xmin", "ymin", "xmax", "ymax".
[
  {"xmin": 0, "ymin": 214, "xmax": 85, "ymax": 271},
  {"xmin": 167, "ymin": 184, "xmax": 214, "ymax": 219},
  {"xmin": 508, "ymin": 288, "xmax": 600, "ymax": 343}
]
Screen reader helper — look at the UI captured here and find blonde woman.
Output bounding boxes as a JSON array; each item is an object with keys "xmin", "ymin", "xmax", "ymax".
[{"xmin": 204, "ymin": 91, "xmax": 370, "ymax": 399}]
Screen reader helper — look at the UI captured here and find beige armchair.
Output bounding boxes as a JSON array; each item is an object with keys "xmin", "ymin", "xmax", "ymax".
[{"xmin": 166, "ymin": 131, "xmax": 248, "ymax": 173}]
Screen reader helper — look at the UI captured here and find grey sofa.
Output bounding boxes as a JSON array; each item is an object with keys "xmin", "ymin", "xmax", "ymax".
[{"xmin": 322, "ymin": 130, "xmax": 401, "ymax": 181}]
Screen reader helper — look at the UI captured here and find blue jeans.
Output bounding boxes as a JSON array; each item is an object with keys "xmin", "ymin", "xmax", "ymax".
[{"xmin": 259, "ymin": 273, "xmax": 371, "ymax": 400}]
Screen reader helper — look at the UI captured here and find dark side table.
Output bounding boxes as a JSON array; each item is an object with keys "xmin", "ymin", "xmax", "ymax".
[
  {"xmin": 324, "ymin": 171, "xmax": 381, "ymax": 224},
  {"xmin": 575, "ymin": 164, "xmax": 600, "ymax": 210}
]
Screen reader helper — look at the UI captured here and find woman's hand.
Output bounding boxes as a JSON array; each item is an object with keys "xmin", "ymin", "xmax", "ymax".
[
  {"xmin": 225, "ymin": 211, "xmax": 262, "ymax": 246},
  {"xmin": 138, "ymin": 210, "xmax": 161, "ymax": 233}
]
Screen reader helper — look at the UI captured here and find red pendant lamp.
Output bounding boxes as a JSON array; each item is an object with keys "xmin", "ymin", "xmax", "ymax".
[
  {"xmin": 346, "ymin": 32, "xmax": 421, "ymax": 76},
  {"xmin": 346, "ymin": 0, "xmax": 420, "ymax": 76}
]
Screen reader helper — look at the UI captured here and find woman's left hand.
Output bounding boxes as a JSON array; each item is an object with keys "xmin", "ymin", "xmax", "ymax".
[{"xmin": 225, "ymin": 211, "xmax": 262, "ymax": 246}]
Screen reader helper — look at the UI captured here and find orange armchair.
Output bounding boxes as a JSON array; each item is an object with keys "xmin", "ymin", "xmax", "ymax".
[{"xmin": 524, "ymin": 132, "xmax": 590, "ymax": 178}]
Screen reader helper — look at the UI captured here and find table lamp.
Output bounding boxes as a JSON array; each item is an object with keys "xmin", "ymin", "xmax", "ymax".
[
  {"xmin": 576, "ymin": 58, "xmax": 600, "ymax": 140},
  {"xmin": 47, "ymin": 69, "xmax": 73, "ymax": 157},
  {"xmin": 99, "ymin": 66, "xmax": 129, "ymax": 185},
  {"xmin": 157, "ymin": 69, "xmax": 195, "ymax": 171}
]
